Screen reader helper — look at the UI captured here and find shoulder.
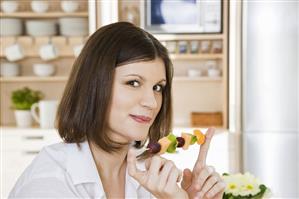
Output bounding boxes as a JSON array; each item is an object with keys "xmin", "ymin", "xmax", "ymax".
[
  {"xmin": 9, "ymin": 142, "xmax": 78, "ymax": 197},
  {"xmin": 9, "ymin": 177, "xmax": 75, "ymax": 198},
  {"xmin": 27, "ymin": 142, "xmax": 70, "ymax": 177}
]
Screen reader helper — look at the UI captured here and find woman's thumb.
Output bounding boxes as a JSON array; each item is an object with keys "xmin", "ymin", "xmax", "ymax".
[{"xmin": 181, "ymin": 168, "xmax": 193, "ymax": 190}]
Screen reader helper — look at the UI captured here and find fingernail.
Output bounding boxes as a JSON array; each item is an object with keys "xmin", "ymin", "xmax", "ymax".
[{"xmin": 208, "ymin": 166, "xmax": 214, "ymax": 173}]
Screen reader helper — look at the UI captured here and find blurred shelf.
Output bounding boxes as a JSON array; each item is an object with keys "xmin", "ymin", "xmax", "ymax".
[
  {"xmin": 173, "ymin": 127, "xmax": 228, "ymax": 134},
  {"xmin": 173, "ymin": 76, "xmax": 222, "ymax": 82},
  {"xmin": 154, "ymin": 34, "xmax": 224, "ymax": 41},
  {"xmin": 0, "ymin": 76, "xmax": 68, "ymax": 82},
  {"xmin": 0, "ymin": 36, "xmax": 87, "ymax": 41},
  {"xmin": 169, "ymin": 54, "xmax": 223, "ymax": 60},
  {"xmin": 0, "ymin": 36, "xmax": 87, "ymax": 57},
  {"xmin": 0, "ymin": 55, "xmax": 75, "ymax": 58},
  {"xmin": 0, "ymin": 12, "xmax": 88, "ymax": 18}
]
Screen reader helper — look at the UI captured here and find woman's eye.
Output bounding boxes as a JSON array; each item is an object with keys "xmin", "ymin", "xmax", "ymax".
[
  {"xmin": 153, "ymin": 84, "xmax": 164, "ymax": 92},
  {"xmin": 127, "ymin": 80, "xmax": 140, "ymax": 87}
]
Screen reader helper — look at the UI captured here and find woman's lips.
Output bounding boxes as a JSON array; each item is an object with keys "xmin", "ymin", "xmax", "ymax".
[{"xmin": 130, "ymin": 114, "xmax": 152, "ymax": 124}]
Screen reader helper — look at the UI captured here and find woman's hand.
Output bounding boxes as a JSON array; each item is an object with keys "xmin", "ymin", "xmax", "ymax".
[
  {"xmin": 127, "ymin": 149, "xmax": 188, "ymax": 199},
  {"xmin": 181, "ymin": 128, "xmax": 226, "ymax": 199}
]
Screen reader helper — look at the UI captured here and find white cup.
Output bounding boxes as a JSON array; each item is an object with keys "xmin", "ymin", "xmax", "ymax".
[
  {"xmin": 15, "ymin": 110, "xmax": 33, "ymax": 128},
  {"xmin": 207, "ymin": 68, "xmax": 221, "ymax": 77},
  {"xmin": 5, "ymin": 43, "xmax": 24, "ymax": 62},
  {"xmin": 187, "ymin": 69, "xmax": 202, "ymax": 77},
  {"xmin": 39, "ymin": 43, "xmax": 59, "ymax": 61},
  {"xmin": 31, "ymin": 100, "xmax": 58, "ymax": 129},
  {"xmin": 73, "ymin": 44, "xmax": 84, "ymax": 57}
]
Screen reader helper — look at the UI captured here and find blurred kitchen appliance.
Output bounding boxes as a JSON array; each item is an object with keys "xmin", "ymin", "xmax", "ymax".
[{"xmin": 242, "ymin": 1, "xmax": 298, "ymax": 198}]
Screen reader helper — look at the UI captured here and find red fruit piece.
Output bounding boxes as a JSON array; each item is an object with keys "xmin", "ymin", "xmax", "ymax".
[
  {"xmin": 176, "ymin": 137, "xmax": 185, "ymax": 147},
  {"xmin": 147, "ymin": 142, "xmax": 161, "ymax": 154}
]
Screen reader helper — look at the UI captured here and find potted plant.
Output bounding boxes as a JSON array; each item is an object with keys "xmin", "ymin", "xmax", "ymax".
[{"xmin": 11, "ymin": 87, "xmax": 44, "ymax": 127}]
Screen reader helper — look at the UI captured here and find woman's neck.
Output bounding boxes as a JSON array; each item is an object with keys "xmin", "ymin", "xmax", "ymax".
[{"xmin": 88, "ymin": 140, "xmax": 129, "ymax": 179}]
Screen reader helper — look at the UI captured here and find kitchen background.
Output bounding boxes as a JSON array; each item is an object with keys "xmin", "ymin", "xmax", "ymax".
[{"xmin": 0, "ymin": 0, "xmax": 298, "ymax": 198}]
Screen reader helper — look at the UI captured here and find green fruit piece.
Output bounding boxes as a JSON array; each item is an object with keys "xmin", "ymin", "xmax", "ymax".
[
  {"xmin": 190, "ymin": 135, "xmax": 197, "ymax": 145},
  {"xmin": 166, "ymin": 134, "xmax": 178, "ymax": 153}
]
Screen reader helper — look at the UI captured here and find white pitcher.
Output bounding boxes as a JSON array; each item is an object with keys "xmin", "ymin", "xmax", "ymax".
[{"xmin": 31, "ymin": 100, "xmax": 58, "ymax": 129}]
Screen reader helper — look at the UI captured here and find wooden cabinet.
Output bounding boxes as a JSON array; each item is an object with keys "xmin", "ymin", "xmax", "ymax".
[{"xmin": 0, "ymin": 1, "xmax": 89, "ymax": 126}]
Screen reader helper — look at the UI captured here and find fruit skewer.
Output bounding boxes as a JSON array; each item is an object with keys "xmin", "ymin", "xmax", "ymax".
[{"xmin": 137, "ymin": 129, "xmax": 206, "ymax": 158}]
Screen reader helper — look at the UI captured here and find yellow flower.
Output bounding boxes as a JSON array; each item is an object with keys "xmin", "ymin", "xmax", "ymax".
[
  {"xmin": 222, "ymin": 175, "xmax": 241, "ymax": 196},
  {"xmin": 239, "ymin": 182, "xmax": 260, "ymax": 196},
  {"xmin": 222, "ymin": 172, "xmax": 263, "ymax": 197}
]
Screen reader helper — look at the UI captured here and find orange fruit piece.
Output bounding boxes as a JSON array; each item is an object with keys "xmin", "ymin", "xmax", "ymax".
[
  {"xmin": 181, "ymin": 133, "xmax": 192, "ymax": 150},
  {"xmin": 158, "ymin": 137, "xmax": 172, "ymax": 155},
  {"xmin": 193, "ymin": 129, "xmax": 205, "ymax": 145}
]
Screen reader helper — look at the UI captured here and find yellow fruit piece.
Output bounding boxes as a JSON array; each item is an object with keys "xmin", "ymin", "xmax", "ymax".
[
  {"xmin": 181, "ymin": 133, "xmax": 192, "ymax": 150},
  {"xmin": 193, "ymin": 129, "xmax": 205, "ymax": 145},
  {"xmin": 158, "ymin": 137, "xmax": 171, "ymax": 155}
]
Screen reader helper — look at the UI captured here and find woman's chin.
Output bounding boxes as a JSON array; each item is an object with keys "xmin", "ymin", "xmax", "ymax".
[{"xmin": 128, "ymin": 133, "xmax": 148, "ymax": 143}]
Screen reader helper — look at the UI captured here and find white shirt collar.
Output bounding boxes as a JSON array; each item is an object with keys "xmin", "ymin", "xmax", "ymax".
[
  {"xmin": 65, "ymin": 141, "xmax": 142, "ymax": 196},
  {"xmin": 66, "ymin": 141, "xmax": 105, "ymax": 198}
]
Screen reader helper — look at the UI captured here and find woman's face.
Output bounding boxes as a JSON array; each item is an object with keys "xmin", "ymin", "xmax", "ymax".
[{"xmin": 107, "ymin": 58, "xmax": 166, "ymax": 143}]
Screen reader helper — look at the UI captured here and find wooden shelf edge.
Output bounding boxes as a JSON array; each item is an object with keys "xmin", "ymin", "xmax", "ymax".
[
  {"xmin": 0, "ymin": 55, "xmax": 75, "ymax": 58},
  {"xmin": 169, "ymin": 54, "xmax": 223, "ymax": 60},
  {"xmin": 0, "ymin": 36, "xmax": 88, "ymax": 39},
  {"xmin": 0, "ymin": 12, "xmax": 88, "ymax": 18},
  {"xmin": 0, "ymin": 76, "xmax": 68, "ymax": 82},
  {"xmin": 154, "ymin": 34, "xmax": 224, "ymax": 41},
  {"xmin": 173, "ymin": 126, "xmax": 228, "ymax": 134},
  {"xmin": 173, "ymin": 77, "xmax": 222, "ymax": 82}
]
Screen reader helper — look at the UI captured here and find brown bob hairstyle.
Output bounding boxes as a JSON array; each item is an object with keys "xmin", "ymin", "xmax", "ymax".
[{"xmin": 57, "ymin": 22, "xmax": 173, "ymax": 156}]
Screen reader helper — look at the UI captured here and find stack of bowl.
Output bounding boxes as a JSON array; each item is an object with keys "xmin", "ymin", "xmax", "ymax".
[
  {"xmin": 25, "ymin": 20, "xmax": 57, "ymax": 36},
  {"xmin": 58, "ymin": 17, "xmax": 88, "ymax": 36},
  {"xmin": 33, "ymin": 63, "xmax": 55, "ymax": 77},
  {"xmin": 0, "ymin": 62, "xmax": 20, "ymax": 77},
  {"xmin": 0, "ymin": 18, "xmax": 23, "ymax": 36},
  {"xmin": 1, "ymin": 1, "xmax": 19, "ymax": 13}
]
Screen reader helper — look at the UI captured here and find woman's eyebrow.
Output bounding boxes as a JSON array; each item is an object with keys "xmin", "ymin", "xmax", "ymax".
[
  {"xmin": 125, "ymin": 74, "xmax": 166, "ymax": 83},
  {"xmin": 125, "ymin": 74, "xmax": 144, "ymax": 80}
]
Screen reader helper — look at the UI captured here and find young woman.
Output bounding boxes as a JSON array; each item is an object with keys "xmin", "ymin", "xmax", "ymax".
[{"xmin": 9, "ymin": 22, "xmax": 225, "ymax": 199}]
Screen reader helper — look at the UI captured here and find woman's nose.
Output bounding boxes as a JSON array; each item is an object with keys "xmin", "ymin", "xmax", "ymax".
[{"xmin": 140, "ymin": 89, "xmax": 158, "ymax": 110}]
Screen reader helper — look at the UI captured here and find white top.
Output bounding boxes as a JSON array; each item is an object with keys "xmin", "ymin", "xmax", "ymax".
[{"xmin": 9, "ymin": 141, "xmax": 153, "ymax": 198}]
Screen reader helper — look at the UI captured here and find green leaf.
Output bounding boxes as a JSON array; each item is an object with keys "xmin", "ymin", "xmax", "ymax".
[
  {"xmin": 11, "ymin": 87, "xmax": 44, "ymax": 110},
  {"xmin": 166, "ymin": 134, "xmax": 178, "ymax": 153}
]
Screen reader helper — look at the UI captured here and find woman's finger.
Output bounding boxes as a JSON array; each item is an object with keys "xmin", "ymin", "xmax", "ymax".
[
  {"xmin": 193, "ymin": 128, "xmax": 215, "ymax": 172},
  {"xmin": 193, "ymin": 166, "xmax": 215, "ymax": 191},
  {"xmin": 164, "ymin": 166, "xmax": 180, "ymax": 191},
  {"xmin": 148, "ymin": 156, "xmax": 167, "ymax": 176},
  {"xmin": 205, "ymin": 181, "xmax": 226, "ymax": 198},
  {"xmin": 127, "ymin": 148, "xmax": 146, "ymax": 183},
  {"xmin": 196, "ymin": 174, "xmax": 218, "ymax": 198},
  {"xmin": 157, "ymin": 160, "xmax": 175, "ymax": 190},
  {"xmin": 181, "ymin": 168, "xmax": 192, "ymax": 190},
  {"xmin": 144, "ymin": 155, "xmax": 167, "ymax": 170}
]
